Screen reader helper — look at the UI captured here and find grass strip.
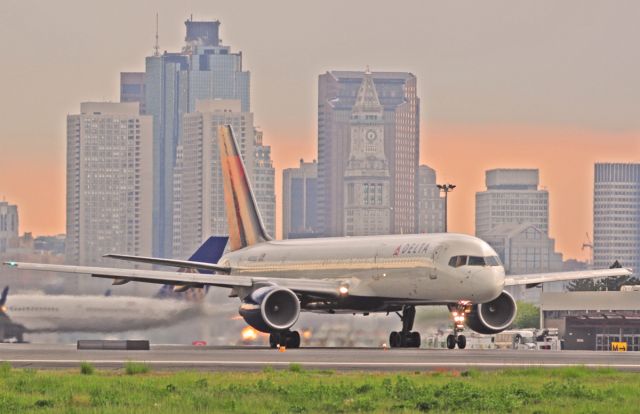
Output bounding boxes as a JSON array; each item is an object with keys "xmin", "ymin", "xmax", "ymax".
[{"xmin": 0, "ymin": 364, "xmax": 637, "ymax": 413}]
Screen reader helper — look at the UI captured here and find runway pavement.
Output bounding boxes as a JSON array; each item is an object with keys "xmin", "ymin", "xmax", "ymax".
[{"xmin": 2, "ymin": 343, "xmax": 640, "ymax": 371}]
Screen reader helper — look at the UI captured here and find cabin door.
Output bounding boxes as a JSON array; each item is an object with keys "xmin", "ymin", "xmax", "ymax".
[{"xmin": 428, "ymin": 244, "xmax": 445, "ymax": 279}]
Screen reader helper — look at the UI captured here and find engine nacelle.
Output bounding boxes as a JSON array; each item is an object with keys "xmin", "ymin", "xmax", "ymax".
[
  {"xmin": 466, "ymin": 290, "xmax": 517, "ymax": 334},
  {"xmin": 239, "ymin": 286, "xmax": 300, "ymax": 333}
]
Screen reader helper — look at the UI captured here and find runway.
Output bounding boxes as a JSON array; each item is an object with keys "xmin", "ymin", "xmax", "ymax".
[{"xmin": 3, "ymin": 344, "xmax": 640, "ymax": 371}]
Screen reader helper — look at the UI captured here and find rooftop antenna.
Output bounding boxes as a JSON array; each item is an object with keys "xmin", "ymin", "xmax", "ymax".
[{"xmin": 153, "ymin": 13, "xmax": 160, "ymax": 57}]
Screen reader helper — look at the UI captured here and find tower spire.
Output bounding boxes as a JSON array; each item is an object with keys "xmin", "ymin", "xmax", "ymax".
[
  {"xmin": 153, "ymin": 13, "xmax": 160, "ymax": 57},
  {"xmin": 352, "ymin": 69, "xmax": 382, "ymax": 114}
]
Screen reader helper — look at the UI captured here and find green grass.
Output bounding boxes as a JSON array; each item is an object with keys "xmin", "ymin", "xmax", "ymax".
[
  {"xmin": 0, "ymin": 364, "xmax": 638, "ymax": 413},
  {"xmin": 124, "ymin": 361, "xmax": 150, "ymax": 375},
  {"xmin": 79, "ymin": 362, "xmax": 95, "ymax": 375}
]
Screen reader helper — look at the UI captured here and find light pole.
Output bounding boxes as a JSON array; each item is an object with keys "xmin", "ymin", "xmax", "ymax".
[{"xmin": 437, "ymin": 183, "xmax": 456, "ymax": 232}]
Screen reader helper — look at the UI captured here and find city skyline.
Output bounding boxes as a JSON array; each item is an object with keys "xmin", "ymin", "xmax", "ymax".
[{"xmin": 1, "ymin": 1, "xmax": 639, "ymax": 260}]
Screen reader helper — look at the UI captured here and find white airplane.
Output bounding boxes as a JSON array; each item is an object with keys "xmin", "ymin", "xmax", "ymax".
[
  {"xmin": 4, "ymin": 125, "xmax": 632, "ymax": 349},
  {"xmin": 1, "ymin": 237, "xmax": 229, "ymax": 343},
  {"xmin": 0, "ymin": 287, "xmax": 200, "ymax": 342}
]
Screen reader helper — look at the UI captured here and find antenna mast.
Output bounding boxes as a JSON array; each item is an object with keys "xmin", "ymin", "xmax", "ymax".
[{"xmin": 153, "ymin": 13, "xmax": 160, "ymax": 57}]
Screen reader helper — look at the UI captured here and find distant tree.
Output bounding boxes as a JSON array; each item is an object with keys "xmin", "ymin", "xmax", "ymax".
[
  {"xmin": 511, "ymin": 301, "xmax": 540, "ymax": 329},
  {"xmin": 566, "ymin": 278, "xmax": 597, "ymax": 292}
]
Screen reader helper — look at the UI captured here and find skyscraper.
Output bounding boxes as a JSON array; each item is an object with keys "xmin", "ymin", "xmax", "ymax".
[
  {"xmin": 253, "ymin": 130, "xmax": 276, "ymax": 238},
  {"xmin": 282, "ymin": 159, "xmax": 318, "ymax": 239},
  {"xmin": 0, "ymin": 201, "xmax": 18, "ymax": 253},
  {"xmin": 417, "ymin": 165, "xmax": 445, "ymax": 233},
  {"xmin": 120, "ymin": 72, "xmax": 146, "ymax": 113},
  {"xmin": 343, "ymin": 71, "xmax": 391, "ymax": 236},
  {"xmin": 475, "ymin": 169, "xmax": 549, "ymax": 238},
  {"xmin": 593, "ymin": 163, "xmax": 640, "ymax": 274},
  {"xmin": 66, "ymin": 102, "xmax": 152, "ymax": 266},
  {"xmin": 475, "ymin": 168, "xmax": 561, "ymax": 301},
  {"xmin": 172, "ymin": 99, "xmax": 276, "ymax": 259},
  {"xmin": 145, "ymin": 19, "xmax": 250, "ymax": 257},
  {"xmin": 317, "ymin": 70, "xmax": 419, "ymax": 237}
]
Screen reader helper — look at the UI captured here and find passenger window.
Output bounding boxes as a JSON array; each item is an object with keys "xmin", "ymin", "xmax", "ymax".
[{"xmin": 468, "ymin": 256, "xmax": 486, "ymax": 266}]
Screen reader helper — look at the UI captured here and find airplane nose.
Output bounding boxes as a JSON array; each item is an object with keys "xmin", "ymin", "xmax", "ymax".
[
  {"xmin": 479, "ymin": 267, "xmax": 504, "ymax": 301},
  {"xmin": 491, "ymin": 267, "xmax": 506, "ymax": 291}
]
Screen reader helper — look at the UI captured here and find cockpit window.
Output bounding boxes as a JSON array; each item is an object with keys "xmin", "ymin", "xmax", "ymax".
[
  {"xmin": 485, "ymin": 256, "xmax": 501, "ymax": 266},
  {"xmin": 448, "ymin": 255, "xmax": 468, "ymax": 268},
  {"xmin": 467, "ymin": 256, "xmax": 485, "ymax": 266},
  {"xmin": 448, "ymin": 255, "xmax": 502, "ymax": 268}
]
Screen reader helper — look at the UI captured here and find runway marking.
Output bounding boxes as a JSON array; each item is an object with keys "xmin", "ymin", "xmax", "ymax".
[{"xmin": 6, "ymin": 359, "xmax": 640, "ymax": 369}]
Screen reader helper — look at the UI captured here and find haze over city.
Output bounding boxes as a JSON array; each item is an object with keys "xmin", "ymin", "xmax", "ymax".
[{"xmin": 1, "ymin": 0, "xmax": 639, "ymax": 260}]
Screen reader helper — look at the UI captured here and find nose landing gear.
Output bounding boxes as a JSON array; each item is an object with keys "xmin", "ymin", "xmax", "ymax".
[
  {"xmin": 446, "ymin": 303, "xmax": 471, "ymax": 349},
  {"xmin": 389, "ymin": 305, "xmax": 421, "ymax": 348}
]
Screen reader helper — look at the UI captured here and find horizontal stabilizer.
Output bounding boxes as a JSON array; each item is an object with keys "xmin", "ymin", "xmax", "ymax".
[{"xmin": 103, "ymin": 254, "xmax": 231, "ymax": 274}]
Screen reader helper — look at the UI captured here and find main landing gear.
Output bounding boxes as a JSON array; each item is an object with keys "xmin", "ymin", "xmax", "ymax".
[
  {"xmin": 446, "ymin": 303, "xmax": 470, "ymax": 349},
  {"xmin": 389, "ymin": 305, "xmax": 421, "ymax": 348},
  {"xmin": 269, "ymin": 330, "xmax": 300, "ymax": 349}
]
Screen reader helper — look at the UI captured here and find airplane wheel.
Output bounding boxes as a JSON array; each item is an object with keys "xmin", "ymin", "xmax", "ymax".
[
  {"xmin": 410, "ymin": 332, "xmax": 421, "ymax": 348},
  {"xmin": 269, "ymin": 333, "xmax": 279, "ymax": 348},
  {"xmin": 389, "ymin": 331, "xmax": 400, "ymax": 348},
  {"xmin": 287, "ymin": 331, "xmax": 301, "ymax": 348},
  {"xmin": 457, "ymin": 335, "xmax": 467, "ymax": 349},
  {"xmin": 446, "ymin": 334, "xmax": 456, "ymax": 349}
]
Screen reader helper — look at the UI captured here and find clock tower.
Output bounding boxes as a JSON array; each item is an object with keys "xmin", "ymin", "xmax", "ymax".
[{"xmin": 343, "ymin": 69, "xmax": 391, "ymax": 236}]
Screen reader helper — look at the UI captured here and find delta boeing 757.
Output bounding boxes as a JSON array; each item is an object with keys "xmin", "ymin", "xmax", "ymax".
[{"xmin": 4, "ymin": 125, "xmax": 631, "ymax": 349}]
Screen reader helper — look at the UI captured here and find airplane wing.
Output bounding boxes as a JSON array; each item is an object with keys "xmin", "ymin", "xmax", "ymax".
[
  {"xmin": 504, "ymin": 267, "xmax": 633, "ymax": 287},
  {"xmin": 2, "ymin": 262, "xmax": 344, "ymax": 297}
]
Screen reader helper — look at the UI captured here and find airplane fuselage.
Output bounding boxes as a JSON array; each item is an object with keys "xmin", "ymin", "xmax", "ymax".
[{"xmin": 219, "ymin": 233, "xmax": 505, "ymax": 307}]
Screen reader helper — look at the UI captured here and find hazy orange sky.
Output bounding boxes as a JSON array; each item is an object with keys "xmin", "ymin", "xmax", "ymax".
[{"xmin": 1, "ymin": 0, "xmax": 639, "ymax": 261}]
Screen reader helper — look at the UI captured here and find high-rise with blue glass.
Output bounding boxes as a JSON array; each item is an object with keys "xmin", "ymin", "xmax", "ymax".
[{"xmin": 145, "ymin": 19, "xmax": 250, "ymax": 257}]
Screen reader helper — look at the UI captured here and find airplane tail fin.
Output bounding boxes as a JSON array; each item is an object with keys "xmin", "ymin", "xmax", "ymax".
[
  {"xmin": 0, "ymin": 286, "xmax": 8, "ymax": 307},
  {"xmin": 218, "ymin": 125, "xmax": 271, "ymax": 251},
  {"xmin": 186, "ymin": 236, "xmax": 229, "ymax": 274},
  {"xmin": 155, "ymin": 236, "xmax": 229, "ymax": 300}
]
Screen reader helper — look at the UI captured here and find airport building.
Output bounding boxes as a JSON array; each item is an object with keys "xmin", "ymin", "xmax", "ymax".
[
  {"xmin": 417, "ymin": 165, "xmax": 445, "ymax": 234},
  {"xmin": 475, "ymin": 169, "xmax": 549, "ymax": 238},
  {"xmin": 65, "ymin": 102, "xmax": 153, "ymax": 267},
  {"xmin": 0, "ymin": 201, "xmax": 19, "ymax": 253},
  {"xmin": 317, "ymin": 70, "xmax": 419, "ymax": 237},
  {"xmin": 144, "ymin": 19, "xmax": 250, "ymax": 258},
  {"xmin": 593, "ymin": 163, "xmax": 640, "ymax": 276},
  {"xmin": 541, "ymin": 290, "xmax": 640, "ymax": 351},
  {"xmin": 172, "ymin": 99, "xmax": 274, "ymax": 259},
  {"xmin": 282, "ymin": 159, "xmax": 319, "ymax": 239}
]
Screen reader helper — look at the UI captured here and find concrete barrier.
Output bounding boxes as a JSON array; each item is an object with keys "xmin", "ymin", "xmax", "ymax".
[{"xmin": 77, "ymin": 340, "xmax": 150, "ymax": 350}]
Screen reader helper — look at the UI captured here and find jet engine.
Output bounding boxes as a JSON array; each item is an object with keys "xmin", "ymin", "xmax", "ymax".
[
  {"xmin": 466, "ymin": 290, "xmax": 517, "ymax": 334},
  {"xmin": 239, "ymin": 286, "xmax": 300, "ymax": 333}
]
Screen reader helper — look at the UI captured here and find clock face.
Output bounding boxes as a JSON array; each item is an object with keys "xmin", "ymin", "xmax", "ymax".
[{"xmin": 366, "ymin": 130, "xmax": 377, "ymax": 142}]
